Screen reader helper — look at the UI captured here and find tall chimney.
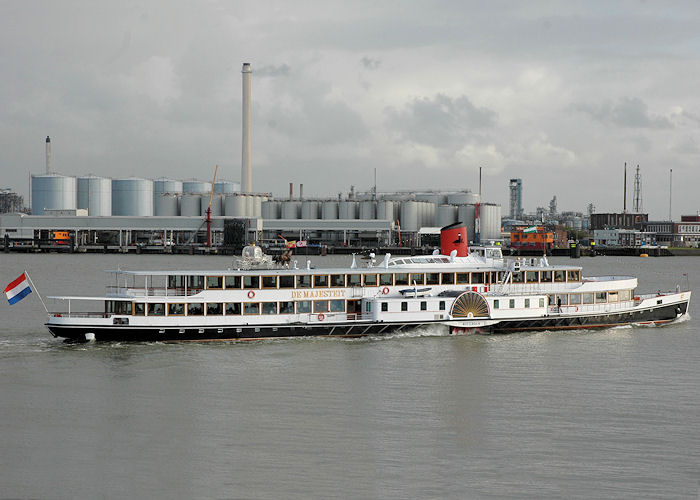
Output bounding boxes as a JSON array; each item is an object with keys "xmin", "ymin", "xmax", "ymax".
[
  {"xmin": 289, "ymin": 182, "xmax": 293, "ymax": 200},
  {"xmin": 46, "ymin": 136, "xmax": 52, "ymax": 174},
  {"xmin": 623, "ymin": 162, "xmax": 627, "ymax": 213},
  {"xmin": 300, "ymin": 183, "xmax": 304, "ymax": 200},
  {"xmin": 241, "ymin": 63, "xmax": 252, "ymax": 193}
]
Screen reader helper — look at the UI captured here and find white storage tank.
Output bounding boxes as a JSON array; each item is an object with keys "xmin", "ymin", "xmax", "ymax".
[
  {"xmin": 180, "ymin": 194, "xmax": 202, "ymax": 217},
  {"xmin": 112, "ymin": 177, "xmax": 153, "ymax": 216},
  {"xmin": 301, "ymin": 201, "xmax": 320, "ymax": 219},
  {"xmin": 201, "ymin": 194, "xmax": 223, "ymax": 216},
  {"xmin": 377, "ymin": 200, "xmax": 394, "ymax": 221},
  {"xmin": 359, "ymin": 201, "xmax": 376, "ymax": 220},
  {"xmin": 437, "ymin": 204, "xmax": 458, "ymax": 227},
  {"xmin": 339, "ymin": 201, "xmax": 357, "ymax": 219},
  {"xmin": 153, "ymin": 177, "xmax": 183, "ymax": 199},
  {"xmin": 214, "ymin": 180, "xmax": 241, "ymax": 194},
  {"xmin": 261, "ymin": 201, "xmax": 281, "ymax": 219},
  {"xmin": 447, "ymin": 191, "xmax": 480, "ymax": 205},
  {"xmin": 281, "ymin": 201, "xmax": 301, "ymax": 219},
  {"xmin": 155, "ymin": 193, "xmax": 179, "ymax": 216},
  {"xmin": 458, "ymin": 204, "xmax": 476, "ymax": 242},
  {"xmin": 224, "ymin": 194, "xmax": 247, "ymax": 217},
  {"xmin": 77, "ymin": 175, "xmax": 111, "ymax": 216},
  {"xmin": 416, "ymin": 193, "xmax": 444, "ymax": 204},
  {"xmin": 399, "ymin": 201, "xmax": 419, "ymax": 232},
  {"xmin": 182, "ymin": 180, "xmax": 211, "ymax": 194},
  {"xmin": 322, "ymin": 201, "xmax": 339, "ymax": 219},
  {"xmin": 31, "ymin": 174, "xmax": 77, "ymax": 215},
  {"xmin": 480, "ymin": 203, "xmax": 502, "ymax": 241}
]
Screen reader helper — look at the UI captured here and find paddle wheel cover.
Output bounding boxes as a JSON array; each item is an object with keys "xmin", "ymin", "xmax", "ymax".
[{"xmin": 450, "ymin": 291, "xmax": 490, "ymax": 319}]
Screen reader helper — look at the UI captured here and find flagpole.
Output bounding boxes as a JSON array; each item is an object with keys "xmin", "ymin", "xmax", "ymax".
[{"xmin": 24, "ymin": 270, "xmax": 48, "ymax": 314}]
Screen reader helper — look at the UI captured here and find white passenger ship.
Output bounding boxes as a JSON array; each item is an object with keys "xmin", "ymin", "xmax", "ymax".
[{"xmin": 45, "ymin": 223, "xmax": 691, "ymax": 342}]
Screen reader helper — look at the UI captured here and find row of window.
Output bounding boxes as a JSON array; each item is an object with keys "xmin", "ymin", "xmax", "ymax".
[
  {"xmin": 165, "ymin": 269, "xmax": 581, "ymax": 291},
  {"xmin": 493, "ymin": 298, "xmax": 547, "ymax": 309},
  {"xmin": 548, "ymin": 289, "xmax": 633, "ymax": 306}
]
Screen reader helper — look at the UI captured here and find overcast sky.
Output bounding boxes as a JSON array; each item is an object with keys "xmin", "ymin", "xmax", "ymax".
[{"xmin": 2, "ymin": 1, "xmax": 699, "ymax": 219}]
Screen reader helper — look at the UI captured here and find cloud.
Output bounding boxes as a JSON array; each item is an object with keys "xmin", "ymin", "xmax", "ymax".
[
  {"xmin": 571, "ymin": 97, "xmax": 673, "ymax": 129},
  {"xmin": 361, "ymin": 57, "xmax": 381, "ymax": 70},
  {"xmin": 255, "ymin": 64, "xmax": 291, "ymax": 77}
]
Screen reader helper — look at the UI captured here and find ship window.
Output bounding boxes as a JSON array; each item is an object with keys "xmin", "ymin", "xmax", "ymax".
[
  {"xmin": 439, "ymin": 301, "xmax": 445, "ymax": 310},
  {"xmin": 526, "ymin": 271, "xmax": 539, "ymax": 283},
  {"xmin": 456, "ymin": 273, "xmax": 469, "ymax": 284},
  {"xmin": 582, "ymin": 293, "xmax": 594, "ymax": 304},
  {"xmin": 346, "ymin": 274, "xmax": 362, "ymax": 286},
  {"xmin": 243, "ymin": 303, "xmax": 260, "ymax": 314},
  {"xmin": 379, "ymin": 273, "xmax": 393, "ymax": 286},
  {"xmin": 557, "ymin": 295, "xmax": 569, "ymax": 306},
  {"xmin": 595, "ymin": 292, "xmax": 607, "ymax": 303},
  {"xmin": 493, "ymin": 299, "xmax": 499, "ymax": 309},
  {"xmin": 108, "ymin": 301, "xmax": 131, "ymax": 314},
  {"xmin": 296, "ymin": 275, "xmax": 312, "ymax": 288},
  {"xmin": 567, "ymin": 270, "xmax": 581, "ymax": 282},
  {"xmin": 619, "ymin": 290, "xmax": 632, "ymax": 301},
  {"xmin": 330, "ymin": 300, "xmax": 345, "ymax": 312},
  {"xmin": 569, "ymin": 294, "xmax": 581, "ymax": 305},
  {"xmin": 168, "ymin": 303, "xmax": 185, "ymax": 315},
  {"xmin": 410, "ymin": 273, "xmax": 425, "ymax": 285},
  {"xmin": 279, "ymin": 275, "xmax": 294, "ymax": 288},
  {"xmin": 608, "ymin": 291, "xmax": 619, "ymax": 302},
  {"xmin": 262, "ymin": 302, "xmax": 277, "ymax": 315},
  {"xmin": 525, "ymin": 298, "xmax": 530, "ymax": 308},
  {"xmin": 207, "ymin": 303, "xmax": 223, "ymax": 315},
  {"xmin": 262, "ymin": 276, "xmax": 278, "ymax": 288},
  {"xmin": 168, "ymin": 275, "xmax": 185, "ymax": 288},
  {"xmin": 225, "ymin": 303, "xmax": 241, "ymax": 315},
  {"xmin": 426, "ymin": 273, "xmax": 440, "ymax": 285},
  {"xmin": 225, "ymin": 276, "xmax": 241, "ymax": 289},
  {"xmin": 279, "ymin": 301, "xmax": 294, "ymax": 314},
  {"xmin": 148, "ymin": 303, "xmax": 165, "ymax": 316},
  {"xmin": 133, "ymin": 303, "xmax": 145, "ymax": 316},
  {"xmin": 401, "ymin": 302, "xmax": 408, "ymax": 311},
  {"xmin": 243, "ymin": 275, "xmax": 259, "ymax": 289},
  {"xmin": 541, "ymin": 271, "xmax": 553, "ymax": 282},
  {"xmin": 206, "ymin": 276, "xmax": 223, "ymax": 289},
  {"xmin": 314, "ymin": 274, "xmax": 329, "ymax": 288},
  {"xmin": 539, "ymin": 298, "xmax": 545, "ymax": 308},
  {"xmin": 472, "ymin": 272, "xmax": 484, "ymax": 284},
  {"xmin": 363, "ymin": 274, "xmax": 378, "ymax": 286},
  {"xmin": 420, "ymin": 301, "xmax": 427, "ymax": 311},
  {"xmin": 441, "ymin": 273, "xmax": 455, "ymax": 285},
  {"xmin": 314, "ymin": 300, "xmax": 329, "ymax": 313},
  {"xmin": 395, "ymin": 273, "xmax": 409, "ymax": 285},
  {"xmin": 189, "ymin": 275, "xmax": 205, "ymax": 290},
  {"xmin": 366, "ymin": 302, "xmax": 371, "ymax": 313},
  {"xmin": 381, "ymin": 302, "xmax": 388, "ymax": 312},
  {"xmin": 330, "ymin": 274, "xmax": 345, "ymax": 287},
  {"xmin": 509, "ymin": 299, "xmax": 515, "ymax": 308},
  {"xmin": 511, "ymin": 272, "xmax": 524, "ymax": 283},
  {"xmin": 187, "ymin": 303, "xmax": 204, "ymax": 316},
  {"xmin": 554, "ymin": 270, "xmax": 566, "ymax": 282},
  {"xmin": 296, "ymin": 301, "xmax": 311, "ymax": 313}
]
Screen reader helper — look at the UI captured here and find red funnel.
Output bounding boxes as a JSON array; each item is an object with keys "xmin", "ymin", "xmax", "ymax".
[{"xmin": 440, "ymin": 222, "xmax": 468, "ymax": 256}]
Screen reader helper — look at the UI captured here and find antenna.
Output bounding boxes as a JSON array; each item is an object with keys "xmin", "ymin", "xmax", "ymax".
[
  {"xmin": 633, "ymin": 164, "xmax": 642, "ymax": 213},
  {"xmin": 669, "ymin": 168, "xmax": 673, "ymax": 221},
  {"xmin": 623, "ymin": 162, "xmax": 627, "ymax": 213}
]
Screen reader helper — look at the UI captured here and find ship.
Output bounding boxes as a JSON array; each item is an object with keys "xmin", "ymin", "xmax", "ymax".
[{"xmin": 44, "ymin": 223, "xmax": 691, "ymax": 342}]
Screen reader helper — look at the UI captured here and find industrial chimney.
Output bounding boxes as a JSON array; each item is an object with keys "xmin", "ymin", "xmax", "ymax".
[
  {"xmin": 45, "ymin": 136, "xmax": 52, "ymax": 174},
  {"xmin": 240, "ymin": 63, "xmax": 252, "ymax": 193}
]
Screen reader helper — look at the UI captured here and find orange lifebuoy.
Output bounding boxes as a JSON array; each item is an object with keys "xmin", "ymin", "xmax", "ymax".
[
  {"xmin": 247, "ymin": 290, "xmax": 255, "ymax": 299},
  {"xmin": 382, "ymin": 287, "xmax": 390, "ymax": 295},
  {"xmin": 318, "ymin": 313, "xmax": 325, "ymax": 321}
]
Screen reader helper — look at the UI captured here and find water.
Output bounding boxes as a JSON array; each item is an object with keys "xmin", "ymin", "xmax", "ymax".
[{"xmin": 1, "ymin": 253, "xmax": 699, "ymax": 499}]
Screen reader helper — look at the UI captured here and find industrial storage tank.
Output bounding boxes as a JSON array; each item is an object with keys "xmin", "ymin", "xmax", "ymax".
[
  {"xmin": 252, "ymin": 195, "xmax": 263, "ymax": 217},
  {"xmin": 245, "ymin": 195, "xmax": 255, "ymax": 217},
  {"xmin": 338, "ymin": 201, "xmax": 357, "ymax": 219},
  {"xmin": 112, "ymin": 177, "xmax": 153, "ymax": 216},
  {"xmin": 77, "ymin": 175, "xmax": 111, "ymax": 216},
  {"xmin": 214, "ymin": 180, "xmax": 241, "ymax": 194},
  {"xmin": 31, "ymin": 174, "xmax": 77, "ymax": 215},
  {"xmin": 182, "ymin": 180, "xmax": 211, "ymax": 194},
  {"xmin": 322, "ymin": 201, "xmax": 338, "ymax": 219},
  {"xmin": 458, "ymin": 204, "xmax": 476, "ymax": 242},
  {"xmin": 437, "ymin": 204, "xmax": 458, "ymax": 227},
  {"xmin": 201, "ymin": 194, "xmax": 223, "ymax": 216},
  {"xmin": 399, "ymin": 201, "xmax": 419, "ymax": 232},
  {"xmin": 301, "ymin": 201, "xmax": 320, "ymax": 219},
  {"xmin": 261, "ymin": 201, "xmax": 280, "ymax": 219},
  {"xmin": 479, "ymin": 203, "xmax": 502, "ymax": 241},
  {"xmin": 281, "ymin": 201, "xmax": 301, "ymax": 219},
  {"xmin": 359, "ymin": 201, "xmax": 376, "ymax": 220},
  {"xmin": 224, "ymin": 194, "xmax": 247, "ymax": 217},
  {"xmin": 155, "ymin": 193, "xmax": 179, "ymax": 216},
  {"xmin": 153, "ymin": 178, "xmax": 183, "ymax": 199},
  {"xmin": 180, "ymin": 194, "xmax": 202, "ymax": 217},
  {"xmin": 415, "ymin": 193, "xmax": 445, "ymax": 205},
  {"xmin": 447, "ymin": 191, "xmax": 480, "ymax": 205},
  {"xmin": 377, "ymin": 200, "xmax": 394, "ymax": 221}
]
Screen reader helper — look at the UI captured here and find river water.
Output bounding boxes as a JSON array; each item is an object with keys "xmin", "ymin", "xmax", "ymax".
[{"xmin": 1, "ymin": 253, "xmax": 698, "ymax": 499}]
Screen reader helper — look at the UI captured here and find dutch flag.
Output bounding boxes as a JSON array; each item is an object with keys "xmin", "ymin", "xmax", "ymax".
[{"xmin": 4, "ymin": 272, "xmax": 32, "ymax": 305}]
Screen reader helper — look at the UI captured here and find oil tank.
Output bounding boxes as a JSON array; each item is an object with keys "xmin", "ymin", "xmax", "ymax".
[
  {"xmin": 224, "ymin": 194, "xmax": 247, "ymax": 217},
  {"xmin": 253, "ymin": 195, "xmax": 263, "ymax": 217},
  {"xmin": 182, "ymin": 180, "xmax": 211, "ymax": 194},
  {"xmin": 31, "ymin": 174, "xmax": 77, "ymax": 215},
  {"xmin": 112, "ymin": 177, "xmax": 153, "ymax": 216},
  {"xmin": 339, "ymin": 201, "xmax": 357, "ymax": 219},
  {"xmin": 301, "ymin": 201, "xmax": 320, "ymax": 219},
  {"xmin": 155, "ymin": 193, "xmax": 179, "ymax": 216},
  {"xmin": 245, "ymin": 195, "xmax": 255, "ymax": 216},
  {"xmin": 77, "ymin": 175, "xmax": 111, "ymax": 216},
  {"xmin": 359, "ymin": 201, "xmax": 376, "ymax": 220},
  {"xmin": 447, "ymin": 191, "xmax": 480, "ymax": 205},
  {"xmin": 377, "ymin": 200, "xmax": 394, "ymax": 221},
  {"xmin": 480, "ymin": 203, "xmax": 502, "ymax": 241},
  {"xmin": 399, "ymin": 201, "xmax": 419, "ymax": 231},
  {"xmin": 437, "ymin": 204, "xmax": 458, "ymax": 227},
  {"xmin": 214, "ymin": 180, "xmax": 240, "ymax": 194},
  {"xmin": 153, "ymin": 178, "xmax": 183, "ymax": 198},
  {"xmin": 416, "ymin": 193, "xmax": 445, "ymax": 204},
  {"xmin": 261, "ymin": 201, "xmax": 280, "ymax": 219},
  {"xmin": 322, "ymin": 201, "xmax": 338, "ymax": 219},
  {"xmin": 180, "ymin": 194, "xmax": 202, "ymax": 217},
  {"xmin": 458, "ymin": 204, "xmax": 476, "ymax": 242},
  {"xmin": 201, "ymin": 194, "xmax": 223, "ymax": 216},
  {"xmin": 281, "ymin": 201, "xmax": 301, "ymax": 219}
]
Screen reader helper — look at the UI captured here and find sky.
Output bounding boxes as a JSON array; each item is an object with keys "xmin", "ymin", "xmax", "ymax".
[{"xmin": 1, "ymin": 0, "xmax": 700, "ymax": 219}]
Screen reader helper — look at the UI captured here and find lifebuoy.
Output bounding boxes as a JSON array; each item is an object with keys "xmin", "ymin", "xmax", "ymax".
[
  {"xmin": 575, "ymin": 306, "xmax": 579, "ymax": 312},
  {"xmin": 247, "ymin": 290, "xmax": 255, "ymax": 299},
  {"xmin": 382, "ymin": 287, "xmax": 390, "ymax": 295},
  {"xmin": 318, "ymin": 313, "xmax": 325, "ymax": 321}
]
